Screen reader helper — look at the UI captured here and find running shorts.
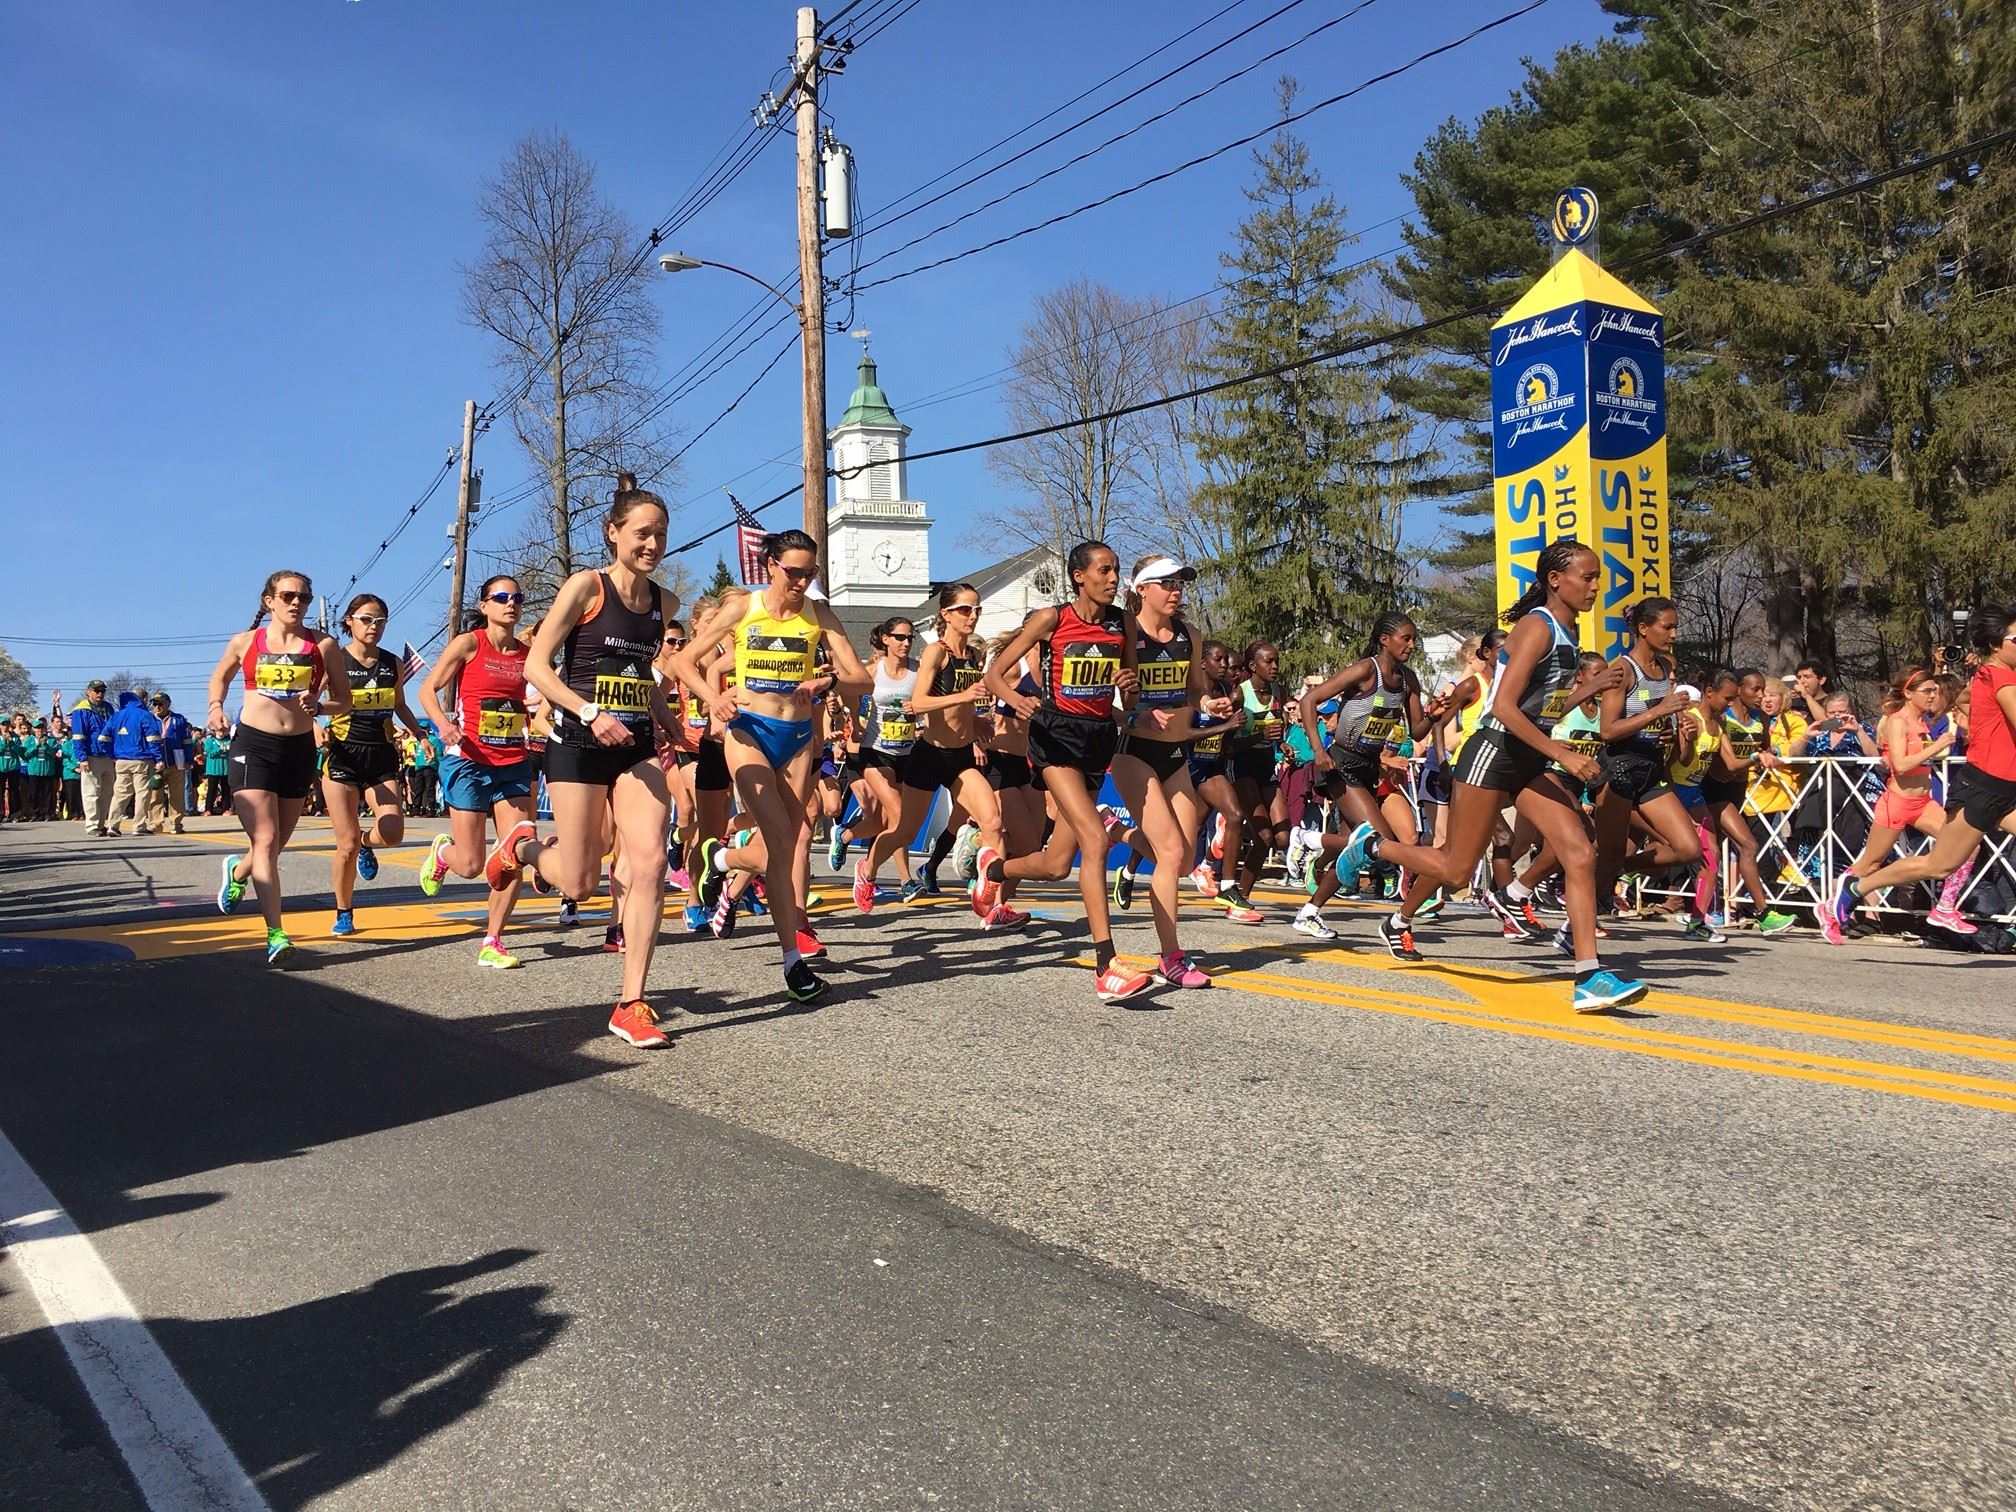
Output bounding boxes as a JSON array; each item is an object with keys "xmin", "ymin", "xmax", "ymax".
[
  {"xmin": 1606, "ymin": 747, "xmax": 1673, "ymax": 806},
  {"xmin": 858, "ymin": 746, "xmax": 909, "ymax": 779},
  {"xmin": 229, "ymin": 725, "xmax": 316, "ymax": 800},
  {"xmin": 544, "ymin": 738, "xmax": 655, "ymax": 789},
  {"xmin": 324, "ymin": 737, "xmax": 401, "ymax": 790},
  {"xmin": 1114, "ymin": 731, "xmax": 1188, "ymax": 783},
  {"xmin": 1028, "ymin": 710, "xmax": 1117, "ymax": 788},
  {"xmin": 986, "ymin": 752, "xmax": 1032, "ymax": 791},
  {"xmin": 439, "ymin": 752, "xmax": 535, "ymax": 812},
  {"xmin": 904, "ymin": 739, "xmax": 978, "ymax": 795},
  {"xmin": 1187, "ymin": 753, "xmax": 1228, "ymax": 789},
  {"xmin": 695, "ymin": 737, "xmax": 729, "ymax": 794},
  {"xmin": 1230, "ymin": 746, "xmax": 1278, "ymax": 787},
  {"xmin": 1950, "ymin": 765, "xmax": 2016, "ymax": 833},
  {"xmin": 1450, "ymin": 725, "xmax": 1550, "ymax": 794},
  {"xmin": 1873, "ymin": 784, "xmax": 1935, "ymax": 831},
  {"xmin": 1329, "ymin": 748, "xmax": 1383, "ymax": 795},
  {"xmin": 1698, "ymin": 775, "xmax": 1746, "ymax": 809}
]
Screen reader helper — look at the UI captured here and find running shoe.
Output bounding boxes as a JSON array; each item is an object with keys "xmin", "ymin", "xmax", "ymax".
[
  {"xmin": 827, "ymin": 825, "xmax": 848, "ymax": 872},
  {"xmin": 265, "ymin": 928, "xmax": 295, "ymax": 965},
  {"xmin": 666, "ymin": 867, "xmax": 691, "ymax": 895},
  {"xmin": 355, "ymin": 844, "xmax": 378, "ymax": 882},
  {"xmin": 1573, "ymin": 970, "xmax": 1648, "ymax": 1012},
  {"xmin": 1925, "ymin": 905, "xmax": 1978, "ymax": 936},
  {"xmin": 527, "ymin": 865, "xmax": 554, "ymax": 896},
  {"xmin": 913, "ymin": 869, "xmax": 942, "ymax": 897},
  {"xmin": 419, "ymin": 832, "xmax": 452, "ymax": 898},
  {"xmin": 795, "ymin": 928, "xmax": 827, "ymax": 960},
  {"xmin": 982, "ymin": 904, "xmax": 1030, "ymax": 932},
  {"xmin": 1532, "ymin": 880, "xmax": 1567, "ymax": 918},
  {"xmin": 218, "ymin": 854, "xmax": 247, "ymax": 915},
  {"xmin": 784, "ymin": 960, "xmax": 827, "ymax": 1003},
  {"xmin": 1189, "ymin": 863, "xmax": 1220, "ymax": 898},
  {"xmin": 1482, "ymin": 886, "xmax": 1533, "ymax": 941},
  {"xmin": 900, "ymin": 878, "xmax": 927, "ymax": 903},
  {"xmin": 1156, "ymin": 952, "xmax": 1212, "ymax": 989},
  {"xmin": 1221, "ymin": 900, "xmax": 1264, "ymax": 925},
  {"xmin": 951, "ymin": 823, "xmax": 982, "ymax": 881},
  {"xmin": 484, "ymin": 819, "xmax": 536, "ymax": 890},
  {"xmin": 560, "ymin": 898, "xmax": 580, "ymax": 926},
  {"xmin": 1333, "ymin": 822, "xmax": 1378, "ymax": 893},
  {"xmin": 1379, "ymin": 913, "xmax": 1422, "ymax": 962},
  {"xmin": 711, "ymin": 887, "xmax": 739, "ymax": 940},
  {"xmin": 608, "ymin": 1000, "xmax": 668, "ymax": 1049},
  {"xmin": 1704, "ymin": 910, "xmax": 1728, "ymax": 930},
  {"xmin": 1292, "ymin": 909, "xmax": 1338, "ymax": 941},
  {"xmin": 1094, "ymin": 961, "xmax": 1153, "ymax": 1003},
  {"xmin": 477, "ymin": 942, "xmax": 522, "ymax": 969},
  {"xmin": 1380, "ymin": 869, "xmax": 1399, "ymax": 901},
  {"xmin": 744, "ymin": 883, "xmax": 768, "ymax": 916},
  {"xmin": 1822, "ymin": 876, "xmax": 1859, "ymax": 946},
  {"xmin": 603, "ymin": 926, "xmax": 626, "ymax": 954},
  {"xmin": 696, "ymin": 838, "xmax": 728, "ymax": 913},
  {"xmin": 1756, "ymin": 909, "xmax": 1798, "ymax": 936},
  {"xmin": 679, "ymin": 903, "xmax": 705, "ymax": 932},
  {"xmin": 1284, "ymin": 857, "xmax": 1307, "ymax": 890},
  {"xmin": 1286, "ymin": 824, "xmax": 1319, "ymax": 877},
  {"xmin": 1519, "ymin": 899, "xmax": 1549, "ymax": 933},
  {"xmin": 852, "ymin": 858, "xmax": 877, "ymax": 914},
  {"xmin": 1209, "ymin": 818, "xmax": 1224, "ymax": 862},
  {"xmin": 1097, "ymin": 805, "xmax": 1128, "ymax": 849},
  {"xmin": 1111, "ymin": 866, "xmax": 1136, "ymax": 912},
  {"xmin": 331, "ymin": 908, "xmax": 356, "ymax": 938},
  {"xmin": 1414, "ymin": 889, "xmax": 1445, "ymax": 920},
  {"xmin": 1681, "ymin": 918, "xmax": 1727, "ymax": 944},
  {"xmin": 971, "ymin": 846, "xmax": 1003, "ymax": 916}
]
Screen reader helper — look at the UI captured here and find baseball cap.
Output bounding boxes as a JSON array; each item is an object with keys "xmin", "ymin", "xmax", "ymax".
[{"xmin": 87, "ymin": 678, "xmax": 107, "ymax": 692}]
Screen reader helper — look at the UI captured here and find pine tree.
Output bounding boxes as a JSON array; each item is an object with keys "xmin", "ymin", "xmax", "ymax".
[
  {"xmin": 1194, "ymin": 79, "xmax": 1421, "ymax": 675},
  {"xmin": 705, "ymin": 556, "xmax": 737, "ymax": 598}
]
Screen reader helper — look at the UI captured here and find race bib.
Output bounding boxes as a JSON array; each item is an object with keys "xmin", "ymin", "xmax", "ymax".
[
  {"xmin": 477, "ymin": 697, "xmax": 526, "ymax": 747},
  {"xmin": 1060, "ymin": 654, "xmax": 1118, "ymax": 699},
  {"xmin": 1136, "ymin": 657, "xmax": 1189, "ymax": 706},
  {"xmin": 685, "ymin": 693, "xmax": 711, "ymax": 731},
  {"xmin": 254, "ymin": 653, "xmax": 314, "ymax": 700},
  {"xmin": 593, "ymin": 655, "xmax": 653, "ymax": 723},
  {"xmin": 1193, "ymin": 730, "xmax": 1224, "ymax": 757},
  {"xmin": 1358, "ymin": 711, "xmax": 1403, "ymax": 750},
  {"xmin": 350, "ymin": 683, "xmax": 395, "ymax": 713},
  {"xmin": 1539, "ymin": 688, "xmax": 1574, "ymax": 722},
  {"xmin": 742, "ymin": 629, "xmax": 813, "ymax": 694}
]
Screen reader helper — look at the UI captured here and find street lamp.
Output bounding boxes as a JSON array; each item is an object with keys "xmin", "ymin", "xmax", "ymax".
[{"xmin": 658, "ymin": 252, "xmax": 824, "ymax": 576}]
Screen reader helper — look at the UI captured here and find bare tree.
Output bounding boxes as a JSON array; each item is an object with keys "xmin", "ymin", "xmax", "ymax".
[
  {"xmin": 977, "ymin": 280, "xmax": 1198, "ymax": 571},
  {"xmin": 461, "ymin": 131, "xmax": 678, "ymax": 581}
]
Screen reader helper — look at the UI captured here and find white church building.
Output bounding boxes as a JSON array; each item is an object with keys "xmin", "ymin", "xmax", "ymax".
[{"xmin": 824, "ymin": 351, "xmax": 1059, "ymax": 646}]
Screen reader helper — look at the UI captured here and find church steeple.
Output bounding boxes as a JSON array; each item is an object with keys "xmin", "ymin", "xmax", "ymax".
[
  {"xmin": 826, "ymin": 345, "xmax": 931, "ymax": 608},
  {"xmin": 839, "ymin": 352, "xmax": 901, "ymax": 428}
]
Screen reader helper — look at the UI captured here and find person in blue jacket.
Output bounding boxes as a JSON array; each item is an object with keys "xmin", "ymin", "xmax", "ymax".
[
  {"xmin": 104, "ymin": 690, "xmax": 162, "ymax": 836},
  {"xmin": 69, "ymin": 679, "xmax": 117, "ymax": 835},
  {"xmin": 149, "ymin": 693, "xmax": 195, "ymax": 833}
]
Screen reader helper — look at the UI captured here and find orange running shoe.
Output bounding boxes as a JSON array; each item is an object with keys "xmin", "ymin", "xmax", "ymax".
[{"xmin": 608, "ymin": 1000, "xmax": 667, "ymax": 1049}]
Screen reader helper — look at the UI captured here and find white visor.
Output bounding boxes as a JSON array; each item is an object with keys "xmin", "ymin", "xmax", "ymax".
[{"xmin": 1130, "ymin": 556, "xmax": 1196, "ymax": 589}]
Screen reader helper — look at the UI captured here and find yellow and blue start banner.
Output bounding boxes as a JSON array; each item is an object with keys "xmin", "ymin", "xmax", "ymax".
[{"xmin": 1489, "ymin": 247, "xmax": 1668, "ymax": 657}]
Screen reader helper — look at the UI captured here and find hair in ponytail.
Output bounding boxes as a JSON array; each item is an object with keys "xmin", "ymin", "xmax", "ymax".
[
  {"xmin": 1363, "ymin": 611, "xmax": 1415, "ymax": 659},
  {"xmin": 761, "ymin": 528, "xmax": 818, "ymax": 566},
  {"xmin": 604, "ymin": 472, "xmax": 667, "ymax": 548},
  {"xmin": 934, "ymin": 582, "xmax": 978, "ymax": 634},
  {"xmin": 251, "ymin": 569, "xmax": 312, "ymax": 630},
  {"xmin": 869, "ymin": 616, "xmax": 914, "ymax": 654},
  {"xmin": 1629, "ymin": 596, "xmax": 1676, "ymax": 632},
  {"xmin": 1501, "ymin": 539, "xmax": 1594, "ymax": 625}
]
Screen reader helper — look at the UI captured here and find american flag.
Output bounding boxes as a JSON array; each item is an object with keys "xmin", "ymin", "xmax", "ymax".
[
  {"xmin": 399, "ymin": 641, "xmax": 428, "ymax": 682},
  {"xmin": 729, "ymin": 491, "xmax": 768, "ymax": 584}
]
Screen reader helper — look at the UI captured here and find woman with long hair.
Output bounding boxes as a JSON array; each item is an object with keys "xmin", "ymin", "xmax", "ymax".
[
  {"xmin": 321, "ymin": 592, "xmax": 423, "ymax": 937},
  {"xmin": 977, "ymin": 540, "xmax": 1150, "ymax": 1004},
  {"xmin": 415, "ymin": 575, "xmax": 538, "ymax": 970},
  {"xmin": 205, "ymin": 569, "xmax": 350, "ymax": 963},
  {"xmin": 1334, "ymin": 540, "xmax": 1646, "ymax": 1011},
  {"xmin": 1828, "ymin": 666, "xmax": 1957, "ymax": 937},
  {"xmin": 490, "ymin": 478, "xmax": 684, "ymax": 1047},
  {"xmin": 676, "ymin": 529, "xmax": 872, "ymax": 1005}
]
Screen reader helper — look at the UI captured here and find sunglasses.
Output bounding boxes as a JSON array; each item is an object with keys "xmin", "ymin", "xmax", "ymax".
[
  {"xmin": 777, "ymin": 565, "xmax": 818, "ymax": 582},
  {"xmin": 354, "ymin": 614, "xmax": 388, "ymax": 627},
  {"xmin": 888, "ymin": 633, "xmax": 914, "ymax": 642},
  {"xmin": 272, "ymin": 589, "xmax": 312, "ymax": 605},
  {"xmin": 944, "ymin": 604, "xmax": 979, "ymax": 615},
  {"xmin": 488, "ymin": 591, "xmax": 526, "ymax": 605}
]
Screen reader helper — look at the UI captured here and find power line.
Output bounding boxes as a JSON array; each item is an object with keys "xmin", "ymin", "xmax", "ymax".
[
  {"xmin": 840, "ymin": 0, "xmax": 928, "ymax": 48},
  {"xmin": 335, "ymin": 454, "xmax": 458, "ymax": 598}
]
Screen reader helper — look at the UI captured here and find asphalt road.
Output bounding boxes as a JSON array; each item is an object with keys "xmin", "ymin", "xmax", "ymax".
[{"xmin": 3, "ymin": 817, "xmax": 2012, "ymax": 1511}]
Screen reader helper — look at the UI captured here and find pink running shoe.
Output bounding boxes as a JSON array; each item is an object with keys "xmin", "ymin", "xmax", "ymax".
[
  {"xmin": 852, "ymin": 858, "xmax": 876, "ymax": 914},
  {"xmin": 1925, "ymin": 905, "xmax": 1978, "ymax": 936},
  {"xmin": 1156, "ymin": 952, "xmax": 1211, "ymax": 988},
  {"xmin": 982, "ymin": 904, "xmax": 1030, "ymax": 932}
]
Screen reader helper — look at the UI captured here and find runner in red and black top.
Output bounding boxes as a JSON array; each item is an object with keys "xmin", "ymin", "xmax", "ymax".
[
  {"xmin": 415, "ymin": 575, "xmax": 538, "ymax": 970},
  {"xmin": 505, "ymin": 476, "xmax": 684, "ymax": 1048},
  {"xmin": 979, "ymin": 540, "xmax": 1151, "ymax": 1003}
]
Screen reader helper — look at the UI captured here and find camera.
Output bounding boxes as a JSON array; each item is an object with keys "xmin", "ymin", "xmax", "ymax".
[{"xmin": 1937, "ymin": 643, "xmax": 1964, "ymax": 666}]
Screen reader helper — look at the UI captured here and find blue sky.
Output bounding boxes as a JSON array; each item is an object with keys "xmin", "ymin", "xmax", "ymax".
[{"xmin": 2, "ymin": 0, "xmax": 1615, "ymax": 711}]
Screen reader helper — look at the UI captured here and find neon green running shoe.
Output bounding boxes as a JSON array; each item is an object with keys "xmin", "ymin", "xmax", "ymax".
[
  {"xmin": 1756, "ymin": 909, "xmax": 1797, "ymax": 936},
  {"xmin": 265, "ymin": 929, "xmax": 295, "ymax": 965},
  {"xmin": 419, "ymin": 832, "xmax": 452, "ymax": 898},
  {"xmin": 476, "ymin": 942, "xmax": 522, "ymax": 970}
]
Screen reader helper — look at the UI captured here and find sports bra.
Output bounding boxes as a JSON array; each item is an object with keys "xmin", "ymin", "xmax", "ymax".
[
  {"xmin": 1614, "ymin": 653, "xmax": 1677, "ymax": 755},
  {"xmin": 242, "ymin": 626, "xmax": 326, "ymax": 702},
  {"xmin": 1722, "ymin": 705, "xmax": 1764, "ymax": 764},
  {"xmin": 1236, "ymin": 679, "xmax": 1285, "ymax": 749},
  {"xmin": 734, "ymin": 594, "xmax": 822, "ymax": 697}
]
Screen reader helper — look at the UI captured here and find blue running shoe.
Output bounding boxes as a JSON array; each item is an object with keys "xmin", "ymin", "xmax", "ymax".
[
  {"xmin": 332, "ymin": 908, "xmax": 356, "ymax": 937},
  {"xmin": 218, "ymin": 855, "xmax": 247, "ymax": 915},
  {"xmin": 900, "ymin": 878, "xmax": 927, "ymax": 903},
  {"xmin": 1573, "ymin": 969, "xmax": 1647, "ymax": 1012},
  {"xmin": 355, "ymin": 844, "xmax": 379, "ymax": 882},
  {"xmin": 683, "ymin": 904, "xmax": 708, "ymax": 933},
  {"xmin": 1333, "ymin": 822, "xmax": 1377, "ymax": 892},
  {"xmin": 1822, "ymin": 876, "xmax": 1859, "ymax": 946}
]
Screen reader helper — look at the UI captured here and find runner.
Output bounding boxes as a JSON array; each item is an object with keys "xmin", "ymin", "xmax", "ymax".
[
  {"xmin": 1334, "ymin": 540, "xmax": 1647, "ymax": 1010},
  {"xmin": 1222, "ymin": 643, "xmax": 1287, "ymax": 920},
  {"xmin": 205, "ymin": 569, "xmax": 349, "ymax": 963},
  {"xmin": 833, "ymin": 617, "xmax": 920, "ymax": 896},
  {"xmin": 977, "ymin": 540, "xmax": 1151, "ymax": 1004},
  {"xmin": 676, "ymin": 528, "xmax": 873, "ymax": 1005},
  {"xmin": 414, "ymin": 576, "xmax": 537, "ymax": 970},
  {"xmin": 1591, "ymin": 596, "xmax": 1703, "ymax": 927},
  {"xmin": 1830, "ymin": 666, "xmax": 1960, "ymax": 936},
  {"xmin": 1702, "ymin": 669, "xmax": 1795, "ymax": 932},
  {"xmin": 321, "ymin": 593, "xmax": 423, "ymax": 937},
  {"xmin": 981, "ymin": 632, "xmax": 1046, "ymax": 878},
  {"xmin": 500, "ymin": 479, "xmax": 684, "ymax": 1046},
  {"xmin": 859, "ymin": 583, "xmax": 1024, "ymax": 928},
  {"xmin": 1184, "ymin": 640, "xmax": 1243, "ymax": 900}
]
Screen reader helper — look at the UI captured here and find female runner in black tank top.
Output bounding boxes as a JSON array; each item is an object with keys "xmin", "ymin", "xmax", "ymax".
[
  {"xmin": 507, "ymin": 480, "xmax": 684, "ymax": 1050},
  {"xmin": 1593, "ymin": 597, "xmax": 1702, "ymax": 911},
  {"xmin": 322, "ymin": 592, "xmax": 423, "ymax": 932},
  {"xmin": 979, "ymin": 540, "xmax": 1150, "ymax": 1004}
]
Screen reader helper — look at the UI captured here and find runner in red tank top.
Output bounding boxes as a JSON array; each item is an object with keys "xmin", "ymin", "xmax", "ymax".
[{"xmin": 415, "ymin": 574, "xmax": 538, "ymax": 971}]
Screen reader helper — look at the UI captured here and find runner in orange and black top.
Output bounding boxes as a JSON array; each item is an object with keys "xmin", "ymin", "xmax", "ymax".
[
  {"xmin": 979, "ymin": 540, "xmax": 1150, "ymax": 1004},
  {"xmin": 321, "ymin": 592, "xmax": 424, "ymax": 939},
  {"xmin": 499, "ymin": 477, "xmax": 683, "ymax": 1048},
  {"xmin": 206, "ymin": 568, "xmax": 349, "ymax": 964},
  {"xmin": 415, "ymin": 575, "xmax": 538, "ymax": 971}
]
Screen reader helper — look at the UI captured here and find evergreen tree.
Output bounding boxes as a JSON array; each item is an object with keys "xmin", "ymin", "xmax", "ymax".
[
  {"xmin": 1194, "ymin": 79, "xmax": 1421, "ymax": 674},
  {"xmin": 705, "ymin": 555, "xmax": 737, "ymax": 597}
]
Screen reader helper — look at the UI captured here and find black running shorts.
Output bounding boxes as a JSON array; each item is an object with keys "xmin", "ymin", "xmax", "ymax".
[
  {"xmin": 1951, "ymin": 764, "xmax": 2016, "ymax": 834},
  {"xmin": 324, "ymin": 737, "xmax": 401, "ymax": 790},
  {"xmin": 545, "ymin": 737, "xmax": 655, "ymax": 789},
  {"xmin": 1114, "ymin": 730, "xmax": 1189, "ymax": 783},
  {"xmin": 695, "ymin": 737, "xmax": 730, "ymax": 793},
  {"xmin": 1328, "ymin": 748, "xmax": 1383, "ymax": 795},
  {"xmin": 1230, "ymin": 745, "xmax": 1278, "ymax": 787},
  {"xmin": 857, "ymin": 746, "xmax": 909, "ymax": 779},
  {"xmin": 903, "ymin": 739, "xmax": 978, "ymax": 795},
  {"xmin": 1028, "ymin": 710, "xmax": 1117, "ymax": 789},
  {"xmin": 986, "ymin": 751, "xmax": 1032, "ymax": 791},
  {"xmin": 1450, "ymin": 725, "xmax": 1550, "ymax": 794},
  {"xmin": 1698, "ymin": 775, "xmax": 1746, "ymax": 809},
  {"xmin": 1606, "ymin": 747, "xmax": 1674, "ymax": 806},
  {"xmin": 230, "ymin": 725, "xmax": 317, "ymax": 800}
]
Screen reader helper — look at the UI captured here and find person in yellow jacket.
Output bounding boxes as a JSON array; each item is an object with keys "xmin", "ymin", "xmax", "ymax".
[{"xmin": 1745, "ymin": 680, "xmax": 1811, "ymax": 887}]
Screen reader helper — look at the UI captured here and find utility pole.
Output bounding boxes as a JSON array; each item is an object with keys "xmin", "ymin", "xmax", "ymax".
[
  {"xmin": 446, "ymin": 399, "xmax": 478, "ymax": 650},
  {"xmin": 794, "ymin": 5, "xmax": 829, "ymax": 579}
]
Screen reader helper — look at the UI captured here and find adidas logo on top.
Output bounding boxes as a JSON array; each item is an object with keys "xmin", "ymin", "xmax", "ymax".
[
  {"xmin": 621, "ymin": 663, "xmax": 637, "ymax": 677},
  {"xmin": 768, "ymin": 637, "xmax": 789, "ymax": 650}
]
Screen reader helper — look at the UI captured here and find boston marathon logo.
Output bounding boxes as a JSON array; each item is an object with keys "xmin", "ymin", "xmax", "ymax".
[
  {"xmin": 1594, "ymin": 356, "xmax": 1657, "ymax": 437},
  {"xmin": 1500, "ymin": 363, "xmax": 1577, "ymax": 450},
  {"xmin": 1493, "ymin": 309, "xmax": 1583, "ymax": 366}
]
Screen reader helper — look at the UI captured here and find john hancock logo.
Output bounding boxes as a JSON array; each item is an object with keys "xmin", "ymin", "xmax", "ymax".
[
  {"xmin": 1501, "ymin": 363, "xmax": 1576, "ymax": 450},
  {"xmin": 1595, "ymin": 356, "xmax": 1657, "ymax": 437}
]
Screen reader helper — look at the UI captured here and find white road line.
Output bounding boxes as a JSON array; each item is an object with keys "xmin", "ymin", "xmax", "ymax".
[{"xmin": 0, "ymin": 1125, "xmax": 270, "ymax": 1512}]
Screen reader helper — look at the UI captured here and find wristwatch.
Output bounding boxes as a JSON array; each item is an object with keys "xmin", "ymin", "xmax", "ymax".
[{"xmin": 577, "ymin": 701, "xmax": 601, "ymax": 723}]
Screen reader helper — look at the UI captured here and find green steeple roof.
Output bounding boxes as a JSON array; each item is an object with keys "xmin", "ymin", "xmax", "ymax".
[{"xmin": 838, "ymin": 352, "xmax": 901, "ymax": 428}]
